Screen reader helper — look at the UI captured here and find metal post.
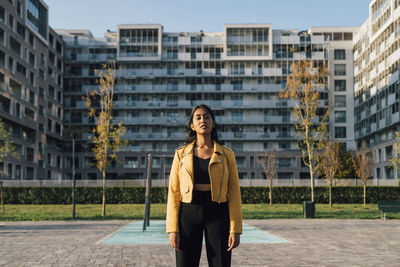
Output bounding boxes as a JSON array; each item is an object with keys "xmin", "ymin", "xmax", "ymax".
[
  {"xmin": 0, "ymin": 181, "xmax": 4, "ymax": 215},
  {"xmin": 163, "ymin": 159, "xmax": 167, "ymax": 203},
  {"xmin": 143, "ymin": 153, "xmax": 152, "ymax": 231},
  {"xmin": 71, "ymin": 135, "xmax": 76, "ymax": 219}
]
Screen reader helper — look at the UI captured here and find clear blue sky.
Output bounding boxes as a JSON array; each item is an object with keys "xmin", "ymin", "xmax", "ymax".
[{"xmin": 46, "ymin": 0, "xmax": 371, "ymax": 37}]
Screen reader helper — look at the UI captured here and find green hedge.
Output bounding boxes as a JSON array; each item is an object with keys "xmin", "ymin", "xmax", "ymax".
[{"xmin": 1, "ymin": 186, "xmax": 400, "ymax": 204}]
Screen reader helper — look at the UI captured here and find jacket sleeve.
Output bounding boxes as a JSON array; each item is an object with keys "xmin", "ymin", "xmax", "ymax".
[
  {"xmin": 227, "ymin": 150, "xmax": 243, "ymax": 234},
  {"xmin": 166, "ymin": 150, "xmax": 181, "ymax": 233}
]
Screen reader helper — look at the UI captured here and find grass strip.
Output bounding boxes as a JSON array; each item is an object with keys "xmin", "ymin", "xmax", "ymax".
[{"xmin": 0, "ymin": 204, "xmax": 399, "ymax": 221}]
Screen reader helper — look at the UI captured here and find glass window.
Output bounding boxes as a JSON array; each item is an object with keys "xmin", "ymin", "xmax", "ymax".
[
  {"xmin": 334, "ymin": 80, "xmax": 346, "ymax": 91},
  {"xmin": 333, "ymin": 32, "xmax": 343, "ymax": 41},
  {"xmin": 231, "ymin": 110, "xmax": 243, "ymax": 122},
  {"xmin": 0, "ymin": 5, "xmax": 4, "ymax": 22},
  {"xmin": 8, "ymin": 14, "xmax": 14, "ymax": 29},
  {"xmin": 9, "ymin": 36, "xmax": 21, "ymax": 57},
  {"xmin": 334, "ymin": 95, "xmax": 346, "ymax": 107},
  {"xmin": 334, "ymin": 49, "xmax": 345, "ymax": 60},
  {"xmin": 278, "ymin": 172, "xmax": 293, "ymax": 179},
  {"xmin": 334, "ymin": 64, "xmax": 346, "ymax": 75},
  {"xmin": 278, "ymin": 158, "xmax": 295, "ymax": 168},
  {"xmin": 335, "ymin": 127, "xmax": 346, "ymax": 138},
  {"xmin": 343, "ymin": 32, "xmax": 353, "ymax": 40},
  {"xmin": 334, "ymin": 111, "xmax": 346, "ymax": 123},
  {"xmin": 0, "ymin": 27, "xmax": 4, "ymax": 45},
  {"xmin": 17, "ymin": 22, "xmax": 25, "ymax": 39},
  {"xmin": 124, "ymin": 156, "xmax": 138, "ymax": 168}
]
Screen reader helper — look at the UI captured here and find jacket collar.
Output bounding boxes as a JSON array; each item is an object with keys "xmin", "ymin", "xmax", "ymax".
[
  {"xmin": 181, "ymin": 140, "xmax": 224, "ymax": 180},
  {"xmin": 182, "ymin": 140, "xmax": 224, "ymax": 157}
]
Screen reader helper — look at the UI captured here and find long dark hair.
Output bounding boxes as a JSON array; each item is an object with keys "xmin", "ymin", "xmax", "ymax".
[{"xmin": 185, "ymin": 104, "xmax": 220, "ymax": 145}]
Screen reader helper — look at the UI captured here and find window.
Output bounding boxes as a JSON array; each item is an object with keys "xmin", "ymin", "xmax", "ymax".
[
  {"xmin": 334, "ymin": 111, "xmax": 346, "ymax": 123},
  {"xmin": 29, "ymin": 52, "xmax": 35, "ymax": 66},
  {"xmin": 334, "ymin": 49, "xmax": 345, "ymax": 60},
  {"xmin": 334, "ymin": 64, "xmax": 346, "ymax": 75},
  {"xmin": 8, "ymin": 14, "xmax": 14, "ymax": 29},
  {"xmin": 39, "ymin": 87, "xmax": 44, "ymax": 98},
  {"xmin": 28, "ymin": 32, "xmax": 34, "ymax": 46},
  {"xmin": 124, "ymin": 157, "xmax": 138, "ymax": 168},
  {"xmin": 26, "ymin": 167, "xmax": 34, "ymax": 180},
  {"xmin": 9, "ymin": 36, "xmax": 21, "ymax": 57},
  {"xmin": 279, "ymin": 142, "xmax": 290, "ymax": 150},
  {"xmin": 16, "ymin": 62, "xmax": 26, "ymax": 76},
  {"xmin": 231, "ymin": 110, "xmax": 243, "ymax": 122},
  {"xmin": 17, "ymin": 22, "xmax": 25, "ymax": 39},
  {"xmin": 231, "ymin": 142, "xmax": 243, "ymax": 152},
  {"xmin": 0, "ymin": 28, "xmax": 4, "ymax": 45},
  {"xmin": 235, "ymin": 156, "xmax": 246, "ymax": 167},
  {"xmin": 278, "ymin": 158, "xmax": 295, "ymax": 168},
  {"xmin": 278, "ymin": 172, "xmax": 293, "ymax": 179},
  {"xmin": 8, "ymin": 56, "xmax": 14, "ymax": 72},
  {"xmin": 0, "ymin": 5, "xmax": 4, "ymax": 22},
  {"xmin": 334, "ymin": 95, "xmax": 346, "ymax": 107},
  {"xmin": 0, "ymin": 50, "xmax": 4, "ymax": 67},
  {"xmin": 333, "ymin": 32, "xmax": 342, "ymax": 41},
  {"xmin": 17, "ymin": 1, "xmax": 22, "ymax": 16},
  {"xmin": 343, "ymin": 32, "xmax": 352, "ymax": 40},
  {"xmin": 335, "ymin": 127, "xmax": 346, "ymax": 138},
  {"xmin": 24, "ymin": 107, "xmax": 34, "ymax": 119},
  {"xmin": 385, "ymin": 166, "xmax": 394, "ymax": 179},
  {"xmin": 39, "ymin": 68, "xmax": 45, "ymax": 79},
  {"xmin": 334, "ymin": 80, "xmax": 346, "ymax": 91},
  {"xmin": 26, "ymin": 147, "xmax": 34, "ymax": 162},
  {"xmin": 0, "ymin": 72, "xmax": 4, "ymax": 90},
  {"xmin": 40, "ymin": 53, "xmax": 45, "ymax": 65}
]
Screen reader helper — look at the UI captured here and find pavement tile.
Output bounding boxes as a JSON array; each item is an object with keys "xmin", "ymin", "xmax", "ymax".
[{"xmin": 1, "ymin": 219, "xmax": 400, "ymax": 266}]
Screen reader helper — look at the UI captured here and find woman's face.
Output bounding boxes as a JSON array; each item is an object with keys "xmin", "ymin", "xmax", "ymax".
[{"xmin": 190, "ymin": 107, "xmax": 215, "ymax": 136}]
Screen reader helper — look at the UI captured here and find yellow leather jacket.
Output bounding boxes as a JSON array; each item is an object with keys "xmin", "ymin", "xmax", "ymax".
[{"xmin": 166, "ymin": 140, "xmax": 242, "ymax": 234}]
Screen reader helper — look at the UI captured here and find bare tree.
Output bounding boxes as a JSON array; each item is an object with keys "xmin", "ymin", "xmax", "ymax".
[
  {"xmin": 259, "ymin": 152, "xmax": 277, "ymax": 206},
  {"xmin": 279, "ymin": 59, "xmax": 329, "ymax": 202},
  {"xmin": 318, "ymin": 141, "xmax": 340, "ymax": 208},
  {"xmin": 352, "ymin": 150, "xmax": 374, "ymax": 206},
  {"xmin": 84, "ymin": 61, "xmax": 127, "ymax": 216}
]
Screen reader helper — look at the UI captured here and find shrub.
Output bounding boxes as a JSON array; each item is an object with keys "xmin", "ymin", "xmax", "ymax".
[{"xmin": 2, "ymin": 186, "xmax": 400, "ymax": 204}]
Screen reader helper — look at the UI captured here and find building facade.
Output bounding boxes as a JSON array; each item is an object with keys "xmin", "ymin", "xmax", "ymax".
[
  {"xmin": 4, "ymin": 0, "xmax": 397, "ymax": 185},
  {"xmin": 0, "ymin": 0, "xmax": 64, "ymax": 180},
  {"xmin": 57, "ymin": 24, "xmax": 358, "ymax": 185},
  {"xmin": 354, "ymin": 0, "xmax": 400, "ymax": 182}
]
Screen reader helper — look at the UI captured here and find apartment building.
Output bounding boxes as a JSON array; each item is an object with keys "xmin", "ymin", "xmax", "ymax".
[
  {"xmin": 57, "ymin": 24, "xmax": 358, "ymax": 185},
  {"xmin": 354, "ymin": 0, "xmax": 400, "ymax": 183},
  {"xmin": 0, "ymin": 0, "xmax": 64, "ymax": 180}
]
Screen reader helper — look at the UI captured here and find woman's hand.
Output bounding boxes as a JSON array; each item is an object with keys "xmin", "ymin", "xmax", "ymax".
[
  {"xmin": 227, "ymin": 233, "xmax": 240, "ymax": 251},
  {"xmin": 169, "ymin": 232, "xmax": 180, "ymax": 251}
]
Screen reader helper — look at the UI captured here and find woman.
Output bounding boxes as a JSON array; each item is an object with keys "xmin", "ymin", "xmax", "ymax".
[{"xmin": 166, "ymin": 104, "xmax": 242, "ymax": 267}]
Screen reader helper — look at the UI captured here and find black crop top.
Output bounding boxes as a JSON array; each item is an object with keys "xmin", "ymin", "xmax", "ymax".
[{"xmin": 193, "ymin": 154, "xmax": 211, "ymax": 184}]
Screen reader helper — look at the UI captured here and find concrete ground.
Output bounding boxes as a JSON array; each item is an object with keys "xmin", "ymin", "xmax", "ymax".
[{"xmin": 0, "ymin": 219, "xmax": 400, "ymax": 266}]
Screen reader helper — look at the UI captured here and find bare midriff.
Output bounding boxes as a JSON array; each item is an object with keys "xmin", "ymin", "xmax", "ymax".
[{"xmin": 194, "ymin": 184, "xmax": 211, "ymax": 191}]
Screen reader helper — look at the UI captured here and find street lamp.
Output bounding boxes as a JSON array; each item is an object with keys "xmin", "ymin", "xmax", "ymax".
[{"xmin": 71, "ymin": 134, "xmax": 76, "ymax": 219}]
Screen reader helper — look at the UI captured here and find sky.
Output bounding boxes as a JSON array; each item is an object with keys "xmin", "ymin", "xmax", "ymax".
[{"xmin": 45, "ymin": 0, "xmax": 372, "ymax": 38}]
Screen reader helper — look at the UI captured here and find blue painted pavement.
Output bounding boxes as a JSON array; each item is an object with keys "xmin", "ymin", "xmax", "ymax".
[{"xmin": 100, "ymin": 221, "xmax": 287, "ymax": 245}]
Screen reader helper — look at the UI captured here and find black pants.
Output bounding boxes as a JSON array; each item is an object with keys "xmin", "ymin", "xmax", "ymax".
[{"xmin": 176, "ymin": 191, "xmax": 231, "ymax": 267}]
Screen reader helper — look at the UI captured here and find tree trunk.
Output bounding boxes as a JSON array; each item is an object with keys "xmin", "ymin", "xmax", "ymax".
[
  {"xmin": 329, "ymin": 180, "xmax": 332, "ymax": 209},
  {"xmin": 268, "ymin": 179, "xmax": 272, "ymax": 206},
  {"xmin": 310, "ymin": 165, "xmax": 314, "ymax": 202},
  {"xmin": 363, "ymin": 182, "xmax": 366, "ymax": 207},
  {"xmin": 102, "ymin": 171, "xmax": 106, "ymax": 216}
]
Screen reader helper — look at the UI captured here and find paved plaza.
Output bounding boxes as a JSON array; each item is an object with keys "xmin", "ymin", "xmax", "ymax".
[{"xmin": 0, "ymin": 219, "xmax": 400, "ymax": 266}]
